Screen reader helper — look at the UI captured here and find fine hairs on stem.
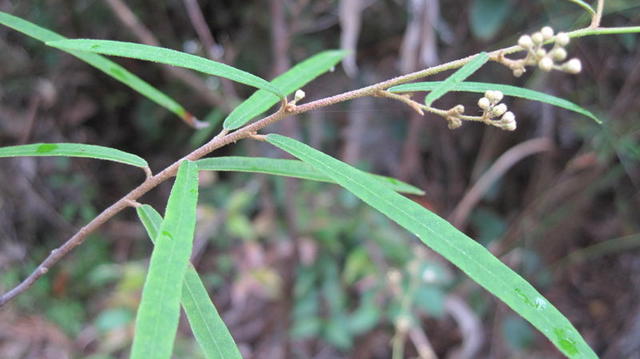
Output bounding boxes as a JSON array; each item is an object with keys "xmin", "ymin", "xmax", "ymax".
[{"xmin": 0, "ymin": 15, "xmax": 633, "ymax": 306}]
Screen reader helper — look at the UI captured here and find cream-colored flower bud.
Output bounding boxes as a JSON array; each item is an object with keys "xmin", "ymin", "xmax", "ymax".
[
  {"xmin": 541, "ymin": 26, "xmax": 554, "ymax": 40},
  {"xmin": 536, "ymin": 48, "xmax": 547, "ymax": 58},
  {"xmin": 294, "ymin": 89, "xmax": 306, "ymax": 102},
  {"xmin": 531, "ymin": 32, "xmax": 544, "ymax": 44},
  {"xmin": 478, "ymin": 97, "xmax": 491, "ymax": 110},
  {"xmin": 513, "ymin": 68, "xmax": 525, "ymax": 78},
  {"xmin": 500, "ymin": 111, "xmax": 516, "ymax": 131},
  {"xmin": 551, "ymin": 48, "xmax": 567, "ymax": 62},
  {"xmin": 539, "ymin": 56, "xmax": 554, "ymax": 72},
  {"xmin": 518, "ymin": 35, "xmax": 533, "ymax": 49},
  {"xmin": 486, "ymin": 90, "xmax": 504, "ymax": 104},
  {"xmin": 447, "ymin": 117, "xmax": 462, "ymax": 130},
  {"xmin": 564, "ymin": 58, "xmax": 582, "ymax": 74},
  {"xmin": 453, "ymin": 104, "xmax": 465, "ymax": 114},
  {"xmin": 491, "ymin": 103, "xmax": 508, "ymax": 117},
  {"xmin": 556, "ymin": 32, "xmax": 570, "ymax": 47}
]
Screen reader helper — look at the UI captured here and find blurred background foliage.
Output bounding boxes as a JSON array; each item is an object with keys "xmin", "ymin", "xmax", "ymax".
[{"xmin": 0, "ymin": 0, "xmax": 639, "ymax": 358}]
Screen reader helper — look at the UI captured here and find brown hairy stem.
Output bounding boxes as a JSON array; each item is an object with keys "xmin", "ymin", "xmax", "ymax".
[{"xmin": 0, "ymin": 26, "xmax": 612, "ymax": 306}]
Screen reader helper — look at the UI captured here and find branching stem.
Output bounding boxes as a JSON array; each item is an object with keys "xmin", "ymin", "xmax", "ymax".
[{"xmin": 0, "ymin": 24, "xmax": 629, "ymax": 307}]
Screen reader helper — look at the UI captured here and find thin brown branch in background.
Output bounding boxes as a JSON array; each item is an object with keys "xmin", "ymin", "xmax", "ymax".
[
  {"xmin": 448, "ymin": 138, "xmax": 553, "ymax": 229},
  {"xmin": 103, "ymin": 0, "xmax": 230, "ymax": 111},
  {"xmin": 182, "ymin": 0, "xmax": 239, "ymax": 100}
]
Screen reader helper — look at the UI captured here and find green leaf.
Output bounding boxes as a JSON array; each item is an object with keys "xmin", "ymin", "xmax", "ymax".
[
  {"xmin": 266, "ymin": 134, "xmax": 596, "ymax": 359},
  {"xmin": 196, "ymin": 156, "xmax": 424, "ymax": 195},
  {"xmin": 564, "ymin": 0, "xmax": 596, "ymax": 15},
  {"xmin": 424, "ymin": 52, "xmax": 489, "ymax": 106},
  {"xmin": 131, "ymin": 161, "xmax": 199, "ymax": 359},
  {"xmin": 0, "ymin": 11, "xmax": 197, "ymax": 127},
  {"xmin": 136, "ymin": 205, "xmax": 242, "ymax": 359},
  {"xmin": 47, "ymin": 39, "xmax": 283, "ymax": 97},
  {"xmin": 470, "ymin": 0, "xmax": 512, "ymax": 40},
  {"xmin": 0, "ymin": 143, "xmax": 148, "ymax": 168},
  {"xmin": 223, "ymin": 50, "xmax": 347, "ymax": 130},
  {"xmin": 389, "ymin": 81, "xmax": 601, "ymax": 124}
]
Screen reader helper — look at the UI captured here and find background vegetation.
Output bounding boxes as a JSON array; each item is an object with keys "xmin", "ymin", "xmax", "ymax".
[{"xmin": 0, "ymin": 0, "xmax": 638, "ymax": 358}]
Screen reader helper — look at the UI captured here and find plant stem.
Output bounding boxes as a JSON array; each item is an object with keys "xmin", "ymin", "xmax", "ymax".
[{"xmin": 0, "ymin": 25, "xmax": 635, "ymax": 307}]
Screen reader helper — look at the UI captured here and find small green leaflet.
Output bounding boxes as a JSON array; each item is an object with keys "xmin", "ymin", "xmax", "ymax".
[
  {"xmin": 131, "ymin": 161, "xmax": 199, "ymax": 359},
  {"xmin": 223, "ymin": 50, "xmax": 347, "ymax": 130},
  {"xmin": 0, "ymin": 11, "xmax": 200, "ymax": 128},
  {"xmin": 47, "ymin": 39, "xmax": 283, "ymax": 97},
  {"xmin": 0, "ymin": 143, "xmax": 148, "ymax": 168},
  {"xmin": 136, "ymin": 204, "xmax": 242, "ymax": 359},
  {"xmin": 389, "ymin": 81, "xmax": 600, "ymax": 124},
  {"xmin": 196, "ymin": 156, "xmax": 424, "ymax": 195},
  {"xmin": 265, "ymin": 134, "xmax": 597, "ymax": 359},
  {"xmin": 424, "ymin": 52, "xmax": 489, "ymax": 106},
  {"xmin": 564, "ymin": 0, "xmax": 595, "ymax": 15}
]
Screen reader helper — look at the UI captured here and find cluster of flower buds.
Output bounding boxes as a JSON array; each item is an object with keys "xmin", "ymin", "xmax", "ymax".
[
  {"xmin": 478, "ymin": 90, "xmax": 516, "ymax": 131},
  {"xmin": 506, "ymin": 26, "xmax": 581, "ymax": 77}
]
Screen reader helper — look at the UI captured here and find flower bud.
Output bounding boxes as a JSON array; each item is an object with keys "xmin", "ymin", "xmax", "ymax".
[
  {"xmin": 518, "ymin": 35, "xmax": 533, "ymax": 49},
  {"xmin": 447, "ymin": 117, "xmax": 462, "ymax": 130},
  {"xmin": 513, "ymin": 68, "xmax": 525, "ymax": 77},
  {"xmin": 453, "ymin": 104, "xmax": 465, "ymax": 114},
  {"xmin": 564, "ymin": 58, "xmax": 582, "ymax": 74},
  {"xmin": 539, "ymin": 56, "xmax": 554, "ymax": 72},
  {"xmin": 551, "ymin": 48, "xmax": 567, "ymax": 62},
  {"xmin": 491, "ymin": 103, "xmax": 508, "ymax": 117},
  {"xmin": 536, "ymin": 48, "xmax": 547, "ymax": 58},
  {"xmin": 541, "ymin": 26, "xmax": 554, "ymax": 40},
  {"xmin": 555, "ymin": 32, "xmax": 570, "ymax": 47},
  {"xmin": 532, "ymin": 32, "xmax": 544, "ymax": 44},
  {"xmin": 294, "ymin": 89, "xmax": 306, "ymax": 102},
  {"xmin": 486, "ymin": 90, "xmax": 504, "ymax": 104},
  {"xmin": 478, "ymin": 97, "xmax": 491, "ymax": 110},
  {"xmin": 500, "ymin": 111, "xmax": 517, "ymax": 131}
]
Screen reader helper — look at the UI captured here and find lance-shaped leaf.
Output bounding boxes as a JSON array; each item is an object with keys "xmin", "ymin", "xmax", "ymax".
[
  {"xmin": 136, "ymin": 204, "xmax": 242, "ymax": 359},
  {"xmin": 266, "ymin": 134, "xmax": 597, "ymax": 359},
  {"xmin": 196, "ymin": 156, "xmax": 424, "ymax": 195},
  {"xmin": 389, "ymin": 81, "xmax": 600, "ymax": 124},
  {"xmin": 131, "ymin": 161, "xmax": 199, "ymax": 359},
  {"xmin": 424, "ymin": 52, "xmax": 489, "ymax": 106},
  {"xmin": 0, "ymin": 11, "xmax": 202, "ymax": 128},
  {"xmin": 564, "ymin": 0, "xmax": 595, "ymax": 15},
  {"xmin": 0, "ymin": 143, "xmax": 148, "ymax": 168},
  {"xmin": 47, "ymin": 39, "xmax": 283, "ymax": 97},
  {"xmin": 223, "ymin": 50, "xmax": 347, "ymax": 130}
]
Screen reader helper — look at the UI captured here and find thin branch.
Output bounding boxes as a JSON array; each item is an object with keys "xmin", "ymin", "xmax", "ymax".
[
  {"xmin": 0, "ymin": 26, "xmax": 626, "ymax": 307},
  {"xmin": 104, "ymin": 0, "xmax": 231, "ymax": 111},
  {"xmin": 448, "ymin": 138, "xmax": 553, "ymax": 229}
]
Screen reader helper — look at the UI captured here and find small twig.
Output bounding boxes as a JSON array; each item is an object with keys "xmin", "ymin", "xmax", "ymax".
[
  {"xmin": 376, "ymin": 90, "xmax": 425, "ymax": 115},
  {"xmin": 448, "ymin": 138, "xmax": 553, "ymax": 229}
]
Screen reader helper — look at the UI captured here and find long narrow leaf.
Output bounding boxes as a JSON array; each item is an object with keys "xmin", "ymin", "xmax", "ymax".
[
  {"xmin": 47, "ymin": 39, "xmax": 283, "ymax": 97},
  {"xmin": 564, "ymin": 0, "xmax": 595, "ymax": 15},
  {"xmin": 223, "ymin": 50, "xmax": 347, "ymax": 130},
  {"xmin": 0, "ymin": 11, "xmax": 200, "ymax": 127},
  {"xmin": 266, "ymin": 134, "xmax": 596, "ymax": 359},
  {"xmin": 196, "ymin": 156, "xmax": 424, "ymax": 195},
  {"xmin": 136, "ymin": 204, "xmax": 242, "ymax": 359},
  {"xmin": 389, "ymin": 81, "xmax": 600, "ymax": 124},
  {"xmin": 131, "ymin": 161, "xmax": 199, "ymax": 359},
  {"xmin": 424, "ymin": 52, "xmax": 489, "ymax": 106},
  {"xmin": 0, "ymin": 143, "xmax": 148, "ymax": 168}
]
